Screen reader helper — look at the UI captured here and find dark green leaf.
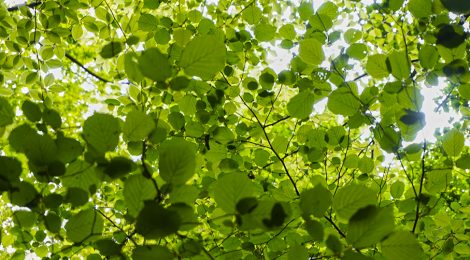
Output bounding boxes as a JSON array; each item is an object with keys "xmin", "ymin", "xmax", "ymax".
[
  {"xmin": 0, "ymin": 97, "xmax": 14, "ymax": 127},
  {"xmin": 21, "ymin": 100, "xmax": 41, "ymax": 122},
  {"xmin": 100, "ymin": 42, "xmax": 123, "ymax": 59},
  {"xmin": 65, "ymin": 208, "xmax": 104, "ymax": 243},
  {"xmin": 83, "ymin": 113, "xmax": 121, "ymax": 154},
  {"xmin": 300, "ymin": 185, "xmax": 332, "ymax": 218},
  {"xmin": 138, "ymin": 48, "xmax": 172, "ymax": 81},
  {"xmin": 136, "ymin": 200, "xmax": 181, "ymax": 239}
]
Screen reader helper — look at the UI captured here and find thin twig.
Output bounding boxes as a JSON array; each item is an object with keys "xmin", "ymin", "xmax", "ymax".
[
  {"xmin": 95, "ymin": 208, "xmax": 137, "ymax": 246},
  {"xmin": 324, "ymin": 216, "xmax": 346, "ymax": 238},
  {"xmin": 239, "ymin": 95, "xmax": 300, "ymax": 196},
  {"xmin": 64, "ymin": 53, "xmax": 111, "ymax": 83},
  {"xmin": 141, "ymin": 140, "xmax": 161, "ymax": 201},
  {"xmin": 264, "ymin": 116, "xmax": 291, "ymax": 128}
]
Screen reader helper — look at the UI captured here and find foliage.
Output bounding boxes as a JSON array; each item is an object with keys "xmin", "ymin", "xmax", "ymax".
[{"xmin": 0, "ymin": 0, "xmax": 469, "ymax": 259}]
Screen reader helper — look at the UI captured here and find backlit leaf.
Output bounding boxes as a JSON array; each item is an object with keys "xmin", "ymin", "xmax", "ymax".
[
  {"xmin": 65, "ymin": 209, "xmax": 104, "ymax": 243},
  {"xmin": 159, "ymin": 139, "xmax": 196, "ymax": 185},
  {"xmin": 180, "ymin": 35, "xmax": 226, "ymax": 79},
  {"xmin": 381, "ymin": 231, "xmax": 423, "ymax": 259},
  {"xmin": 299, "ymin": 38, "xmax": 324, "ymax": 65},
  {"xmin": 442, "ymin": 129, "xmax": 464, "ymax": 157}
]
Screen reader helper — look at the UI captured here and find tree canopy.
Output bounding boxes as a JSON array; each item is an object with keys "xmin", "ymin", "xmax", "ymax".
[{"xmin": 0, "ymin": 0, "xmax": 469, "ymax": 259}]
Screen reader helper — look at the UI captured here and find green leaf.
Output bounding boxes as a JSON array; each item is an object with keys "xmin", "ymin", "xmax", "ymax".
[
  {"xmin": 442, "ymin": 129, "xmax": 464, "ymax": 157},
  {"xmin": 159, "ymin": 138, "xmax": 196, "ymax": 185},
  {"xmin": 390, "ymin": 181, "xmax": 405, "ymax": 199},
  {"xmin": 333, "ymin": 183, "xmax": 376, "ymax": 220},
  {"xmin": 65, "ymin": 208, "xmax": 104, "ymax": 243},
  {"xmin": 124, "ymin": 174, "xmax": 157, "ymax": 217},
  {"xmin": 407, "ymin": 0, "xmax": 432, "ymax": 18},
  {"xmin": 327, "ymin": 88, "xmax": 361, "ymax": 116},
  {"xmin": 347, "ymin": 43, "xmax": 368, "ymax": 60},
  {"xmin": 440, "ymin": 0, "xmax": 470, "ymax": 14},
  {"xmin": 180, "ymin": 35, "xmax": 226, "ymax": 79},
  {"xmin": 132, "ymin": 245, "xmax": 173, "ymax": 260},
  {"xmin": 65, "ymin": 187, "xmax": 89, "ymax": 207},
  {"xmin": 242, "ymin": 5, "xmax": 262, "ymax": 25},
  {"xmin": 55, "ymin": 136, "xmax": 83, "ymax": 163},
  {"xmin": 298, "ymin": 2, "xmax": 314, "ymax": 21},
  {"xmin": 326, "ymin": 234, "xmax": 342, "ymax": 254},
  {"xmin": 425, "ymin": 169, "xmax": 452, "ymax": 194},
  {"xmin": 299, "ymin": 185, "xmax": 332, "ymax": 218},
  {"xmin": 381, "ymin": 231, "xmax": 423, "ymax": 260},
  {"xmin": 347, "ymin": 206, "xmax": 395, "ymax": 248},
  {"xmin": 136, "ymin": 200, "xmax": 181, "ymax": 239},
  {"xmin": 254, "ymin": 23, "xmax": 276, "ymax": 42},
  {"xmin": 344, "ymin": 29, "xmax": 362, "ymax": 44},
  {"xmin": 388, "ymin": 0, "xmax": 405, "ymax": 11},
  {"xmin": 0, "ymin": 156, "xmax": 22, "ymax": 182},
  {"xmin": 279, "ymin": 24, "xmax": 296, "ymax": 40},
  {"xmin": 138, "ymin": 48, "xmax": 172, "ymax": 82},
  {"xmin": 10, "ymin": 181, "xmax": 38, "ymax": 206},
  {"xmin": 0, "ymin": 96, "xmax": 14, "ymax": 127},
  {"xmin": 24, "ymin": 134, "xmax": 57, "ymax": 166},
  {"xmin": 103, "ymin": 157, "xmax": 134, "ymax": 179},
  {"xmin": 21, "ymin": 100, "xmax": 41, "ymax": 122},
  {"xmin": 388, "ymin": 51, "xmax": 410, "ymax": 80},
  {"xmin": 419, "ymin": 45, "xmax": 439, "ymax": 69},
  {"xmin": 458, "ymin": 84, "xmax": 470, "ymax": 99},
  {"xmin": 62, "ymin": 160, "xmax": 101, "ymax": 192},
  {"xmin": 138, "ymin": 13, "xmax": 158, "ymax": 31},
  {"xmin": 456, "ymin": 155, "xmax": 470, "ymax": 169},
  {"xmin": 83, "ymin": 113, "xmax": 121, "ymax": 154},
  {"xmin": 213, "ymin": 126, "xmax": 235, "ymax": 144},
  {"xmin": 287, "ymin": 245, "xmax": 309, "ymax": 260},
  {"xmin": 298, "ymin": 38, "xmax": 324, "ymax": 65},
  {"xmin": 211, "ymin": 172, "xmax": 260, "ymax": 213},
  {"xmin": 304, "ymin": 219, "xmax": 324, "ymax": 242},
  {"xmin": 100, "ymin": 42, "xmax": 123, "ymax": 59},
  {"xmin": 95, "ymin": 238, "xmax": 121, "ymax": 256},
  {"xmin": 43, "ymin": 109, "xmax": 62, "ymax": 129},
  {"xmin": 44, "ymin": 212, "xmax": 62, "ymax": 233},
  {"xmin": 123, "ymin": 110, "xmax": 155, "ymax": 142},
  {"xmin": 366, "ymin": 54, "xmax": 390, "ymax": 79},
  {"xmin": 287, "ymin": 91, "xmax": 316, "ymax": 118}
]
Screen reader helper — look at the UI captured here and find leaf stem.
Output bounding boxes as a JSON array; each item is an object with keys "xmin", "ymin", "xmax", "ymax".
[{"xmin": 64, "ymin": 53, "xmax": 111, "ymax": 83}]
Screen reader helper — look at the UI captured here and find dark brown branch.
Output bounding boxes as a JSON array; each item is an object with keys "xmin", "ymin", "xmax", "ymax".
[
  {"xmin": 264, "ymin": 116, "xmax": 291, "ymax": 128},
  {"xmin": 352, "ymin": 73, "xmax": 367, "ymax": 81},
  {"xmin": 64, "ymin": 52, "xmax": 111, "ymax": 83},
  {"xmin": 7, "ymin": 1, "xmax": 42, "ymax": 11},
  {"xmin": 324, "ymin": 216, "xmax": 346, "ymax": 238},
  {"xmin": 412, "ymin": 140, "xmax": 426, "ymax": 233}
]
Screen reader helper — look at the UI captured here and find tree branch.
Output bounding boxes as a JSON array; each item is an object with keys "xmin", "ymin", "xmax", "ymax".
[
  {"xmin": 239, "ymin": 95, "xmax": 300, "ymax": 196},
  {"xmin": 64, "ymin": 53, "xmax": 111, "ymax": 83},
  {"xmin": 264, "ymin": 116, "xmax": 291, "ymax": 128},
  {"xmin": 324, "ymin": 215, "xmax": 346, "ymax": 238},
  {"xmin": 141, "ymin": 140, "xmax": 161, "ymax": 201},
  {"xmin": 412, "ymin": 140, "xmax": 426, "ymax": 233},
  {"xmin": 95, "ymin": 208, "xmax": 137, "ymax": 246}
]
